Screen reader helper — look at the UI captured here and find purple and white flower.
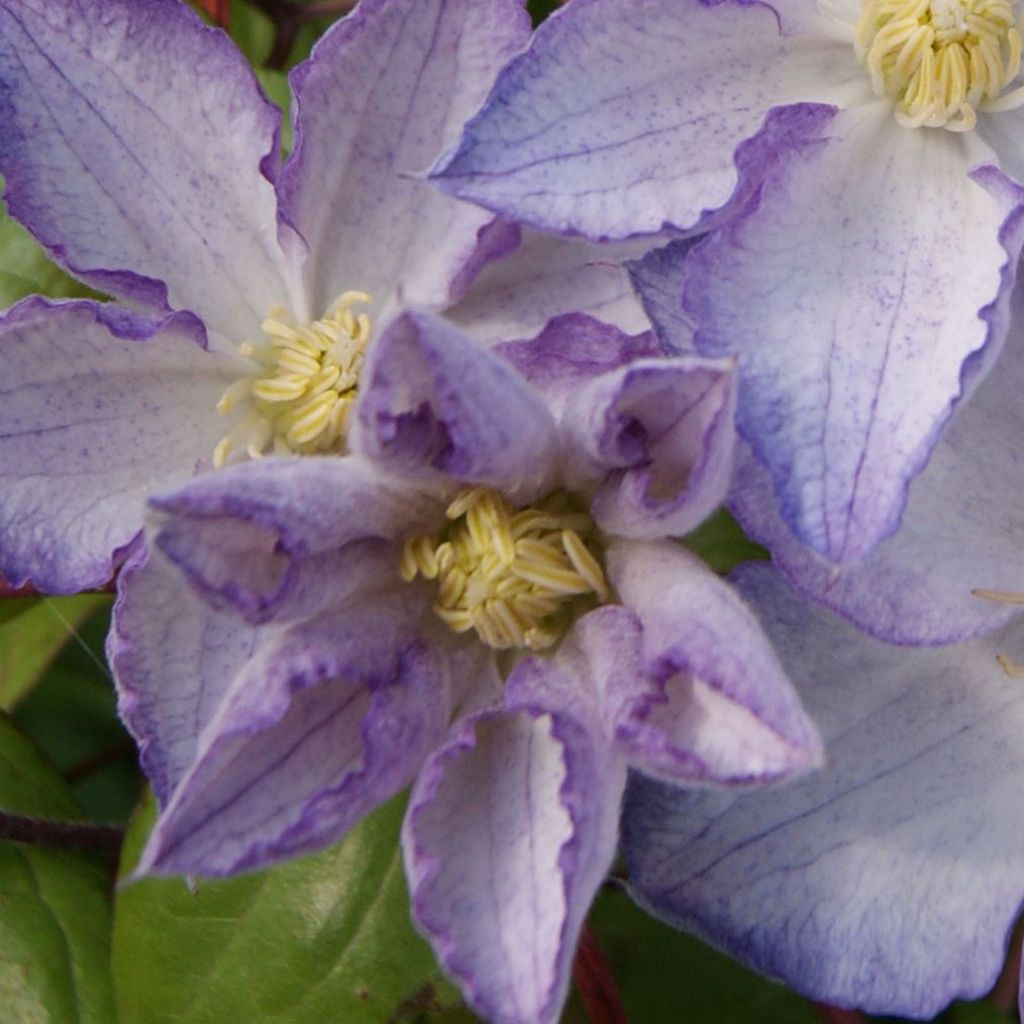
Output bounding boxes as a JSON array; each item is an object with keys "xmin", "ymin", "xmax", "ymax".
[
  {"xmin": 432, "ymin": 0, "xmax": 1024, "ymax": 627},
  {"xmin": 0, "ymin": 0, "xmax": 651, "ymax": 594},
  {"xmin": 114, "ymin": 310, "xmax": 822, "ymax": 1024}
]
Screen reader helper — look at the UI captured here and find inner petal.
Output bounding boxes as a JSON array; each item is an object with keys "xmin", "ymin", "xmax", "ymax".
[{"xmin": 213, "ymin": 290, "xmax": 373, "ymax": 465}]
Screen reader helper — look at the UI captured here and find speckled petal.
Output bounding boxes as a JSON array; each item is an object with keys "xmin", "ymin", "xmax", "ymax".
[
  {"xmin": 433, "ymin": 0, "xmax": 862, "ymax": 237},
  {"xmin": 0, "ymin": 298, "xmax": 230, "ymax": 593},
  {"xmin": 0, "ymin": 0, "xmax": 292, "ymax": 337},
  {"xmin": 688, "ymin": 105, "xmax": 1024, "ymax": 562},
  {"xmin": 135, "ymin": 591, "xmax": 448, "ymax": 878},
  {"xmin": 278, "ymin": 0, "xmax": 529, "ymax": 317},
  {"xmin": 624, "ymin": 565, "xmax": 1024, "ymax": 1018}
]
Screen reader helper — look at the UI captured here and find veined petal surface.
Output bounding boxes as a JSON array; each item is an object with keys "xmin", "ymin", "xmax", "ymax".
[
  {"xmin": 279, "ymin": 0, "xmax": 530, "ymax": 317},
  {"xmin": 0, "ymin": 298, "xmax": 230, "ymax": 592},
  {"xmin": 688, "ymin": 103, "xmax": 1024, "ymax": 562},
  {"xmin": 433, "ymin": 0, "xmax": 861, "ymax": 237},
  {"xmin": 0, "ymin": 0, "xmax": 291, "ymax": 337},
  {"xmin": 624, "ymin": 565, "xmax": 1024, "ymax": 1018}
]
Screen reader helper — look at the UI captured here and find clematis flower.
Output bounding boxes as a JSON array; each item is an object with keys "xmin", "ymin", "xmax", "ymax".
[
  {"xmin": 621, "ymin": 558, "xmax": 1024, "ymax": 1019},
  {"xmin": 112, "ymin": 311, "xmax": 823, "ymax": 1024},
  {"xmin": 0, "ymin": 0, "xmax": 648, "ymax": 594},
  {"xmin": 431, "ymin": 0, "xmax": 1024, "ymax": 618}
]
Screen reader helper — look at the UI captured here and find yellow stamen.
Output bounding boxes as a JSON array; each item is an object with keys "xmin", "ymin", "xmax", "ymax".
[
  {"xmin": 856, "ymin": 0, "xmax": 1024, "ymax": 128},
  {"xmin": 212, "ymin": 291, "xmax": 372, "ymax": 466},
  {"xmin": 401, "ymin": 488, "xmax": 609, "ymax": 651}
]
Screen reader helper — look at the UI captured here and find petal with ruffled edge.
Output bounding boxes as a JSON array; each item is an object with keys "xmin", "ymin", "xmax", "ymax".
[
  {"xmin": 623, "ymin": 564, "xmax": 1024, "ymax": 1017},
  {"xmin": 0, "ymin": 298, "xmax": 234, "ymax": 593},
  {"xmin": 495, "ymin": 313, "xmax": 661, "ymax": 421},
  {"xmin": 352, "ymin": 311, "xmax": 561, "ymax": 502},
  {"xmin": 150, "ymin": 456, "xmax": 443, "ymax": 622},
  {"xmin": 109, "ymin": 543, "xmax": 260, "ymax": 806},
  {"xmin": 432, "ymin": 0, "xmax": 864, "ymax": 238},
  {"xmin": 564, "ymin": 355, "xmax": 736, "ymax": 536},
  {"xmin": 278, "ymin": 0, "xmax": 529, "ymax": 318},
  {"xmin": 0, "ymin": 0, "xmax": 292, "ymax": 339},
  {"xmin": 404, "ymin": 660, "xmax": 625, "ymax": 1024},
  {"xmin": 607, "ymin": 541, "xmax": 823, "ymax": 783},
  {"xmin": 729, "ymin": 300, "xmax": 1024, "ymax": 644},
  {"xmin": 449, "ymin": 223, "xmax": 654, "ymax": 345},
  {"xmin": 134, "ymin": 589, "xmax": 448, "ymax": 878},
  {"xmin": 688, "ymin": 102, "xmax": 1024, "ymax": 563}
]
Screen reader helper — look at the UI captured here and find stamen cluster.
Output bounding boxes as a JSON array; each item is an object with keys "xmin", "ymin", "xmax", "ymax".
[
  {"xmin": 213, "ymin": 291, "xmax": 372, "ymax": 466},
  {"xmin": 857, "ymin": 0, "xmax": 1023, "ymax": 129},
  {"xmin": 400, "ymin": 487, "xmax": 609, "ymax": 651}
]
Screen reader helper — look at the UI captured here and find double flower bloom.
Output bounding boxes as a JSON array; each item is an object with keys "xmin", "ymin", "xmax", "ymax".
[{"xmin": 3, "ymin": 0, "xmax": 1024, "ymax": 1021}]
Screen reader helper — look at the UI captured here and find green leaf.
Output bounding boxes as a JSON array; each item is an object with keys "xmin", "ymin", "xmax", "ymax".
[
  {"xmin": 0, "ymin": 714, "xmax": 117, "ymax": 1024},
  {"xmin": 114, "ymin": 791, "xmax": 466, "ymax": 1024},
  {"xmin": 0, "ymin": 199, "xmax": 101, "ymax": 306},
  {"xmin": 583, "ymin": 885, "xmax": 818, "ymax": 1024},
  {"xmin": 0, "ymin": 595, "xmax": 111, "ymax": 711},
  {"xmin": 684, "ymin": 508, "xmax": 769, "ymax": 575}
]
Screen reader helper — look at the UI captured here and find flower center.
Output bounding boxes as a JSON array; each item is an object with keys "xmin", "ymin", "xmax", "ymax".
[
  {"xmin": 856, "ymin": 0, "xmax": 1024, "ymax": 129},
  {"xmin": 213, "ymin": 291, "xmax": 372, "ymax": 466},
  {"xmin": 400, "ymin": 487, "xmax": 609, "ymax": 651}
]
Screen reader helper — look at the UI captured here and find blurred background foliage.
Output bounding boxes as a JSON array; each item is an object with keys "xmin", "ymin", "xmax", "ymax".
[{"xmin": 0, "ymin": 1, "xmax": 1019, "ymax": 1022}]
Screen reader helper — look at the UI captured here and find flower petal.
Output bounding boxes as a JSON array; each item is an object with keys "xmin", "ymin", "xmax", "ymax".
[
  {"xmin": 404, "ymin": 671, "xmax": 625, "ymax": 1024},
  {"xmin": 607, "ymin": 540, "xmax": 823, "ymax": 783},
  {"xmin": 495, "ymin": 313, "xmax": 661, "ymax": 420},
  {"xmin": 626, "ymin": 237, "xmax": 700, "ymax": 352},
  {"xmin": 688, "ymin": 103, "xmax": 1024, "ymax": 562},
  {"xmin": 449, "ymin": 224, "xmax": 654, "ymax": 345},
  {"xmin": 135, "ymin": 592, "xmax": 448, "ymax": 877},
  {"xmin": 432, "ymin": 0, "xmax": 862, "ymax": 237},
  {"xmin": 150, "ymin": 456, "xmax": 442, "ymax": 622},
  {"xmin": 0, "ymin": 0, "xmax": 291, "ymax": 338},
  {"xmin": 352, "ymin": 311, "xmax": 561, "ymax": 502},
  {"xmin": 566, "ymin": 355, "xmax": 736, "ymax": 537},
  {"xmin": 623, "ymin": 564, "xmax": 1024, "ymax": 1017},
  {"xmin": 109, "ymin": 543, "xmax": 260, "ymax": 806},
  {"xmin": 0, "ymin": 298, "xmax": 230, "ymax": 592},
  {"xmin": 278, "ymin": 0, "xmax": 529, "ymax": 316}
]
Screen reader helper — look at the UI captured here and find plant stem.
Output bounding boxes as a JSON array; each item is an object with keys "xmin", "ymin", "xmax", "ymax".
[
  {"xmin": 572, "ymin": 923, "xmax": 629, "ymax": 1024},
  {"xmin": 0, "ymin": 811, "xmax": 124, "ymax": 856}
]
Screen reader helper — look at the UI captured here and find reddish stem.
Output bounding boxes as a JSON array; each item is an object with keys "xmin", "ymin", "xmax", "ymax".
[
  {"xmin": 572, "ymin": 924, "xmax": 629, "ymax": 1024},
  {"xmin": 813, "ymin": 1004, "xmax": 867, "ymax": 1024}
]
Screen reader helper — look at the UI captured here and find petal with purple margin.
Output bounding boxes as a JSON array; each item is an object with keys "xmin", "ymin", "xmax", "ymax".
[
  {"xmin": 564, "ymin": 355, "xmax": 736, "ymax": 536},
  {"xmin": 607, "ymin": 540, "xmax": 823, "ymax": 782},
  {"xmin": 623, "ymin": 564, "xmax": 1024, "ymax": 1018},
  {"xmin": 0, "ymin": 297, "xmax": 233, "ymax": 593},
  {"xmin": 688, "ymin": 102, "xmax": 1024, "ymax": 563},
  {"xmin": 0, "ymin": 0, "xmax": 291, "ymax": 337},
  {"xmin": 449, "ymin": 224, "xmax": 654, "ymax": 345},
  {"xmin": 432, "ymin": 0, "xmax": 863, "ymax": 237},
  {"xmin": 150, "ymin": 455, "xmax": 443, "ymax": 622},
  {"xmin": 404, "ymin": 663, "xmax": 625, "ymax": 1024},
  {"xmin": 626, "ymin": 237, "xmax": 700, "ymax": 353},
  {"xmin": 495, "ymin": 313, "xmax": 660, "ymax": 421},
  {"xmin": 135, "ymin": 591, "xmax": 448, "ymax": 878},
  {"xmin": 278, "ymin": 0, "xmax": 530, "ymax": 317},
  {"xmin": 109, "ymin": 543, "xmax": 261, "ymax": 807},
  {"xmin": 352, "ymin": 311, "xmax": 561, "ymax": 502}
]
